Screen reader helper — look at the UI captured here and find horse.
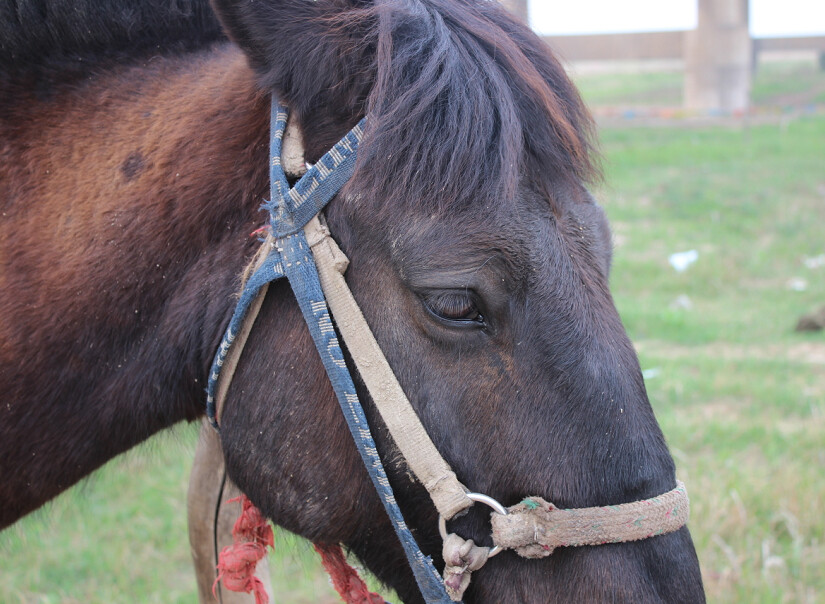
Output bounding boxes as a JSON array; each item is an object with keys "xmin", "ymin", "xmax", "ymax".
[{"xmin": 0, "ymin": 0, "xmax": 705, "ymax": 601}]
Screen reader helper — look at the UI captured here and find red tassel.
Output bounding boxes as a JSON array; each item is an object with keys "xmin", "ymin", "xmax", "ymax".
[
  {"xmin": 213, "ymin": 495, "xmax": 274, "ymax": 604},
  {"xmin": 314, "ymin": 543, "xmax": 384, "ymax": 604}
]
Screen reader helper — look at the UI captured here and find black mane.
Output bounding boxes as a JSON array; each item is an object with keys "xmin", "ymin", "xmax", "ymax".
[{"xmin": 0, "ymin": 0, "xmax": 223, "ymax": 75}]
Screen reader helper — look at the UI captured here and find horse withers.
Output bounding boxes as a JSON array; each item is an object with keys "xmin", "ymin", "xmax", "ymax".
[{"xmin": 0, "ymin": 0, "xmax": 705, "ymax": 601}]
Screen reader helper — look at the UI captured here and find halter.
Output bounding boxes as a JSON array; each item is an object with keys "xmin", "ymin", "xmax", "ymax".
[{"xmin": 206, "ymin": 98, "xmax": 690, "ymax": 603}]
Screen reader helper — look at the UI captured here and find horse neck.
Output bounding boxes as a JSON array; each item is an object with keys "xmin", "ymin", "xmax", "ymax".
[{"xmin": 0, "ymin": 46, "xmax": 269, "ymax": 526}]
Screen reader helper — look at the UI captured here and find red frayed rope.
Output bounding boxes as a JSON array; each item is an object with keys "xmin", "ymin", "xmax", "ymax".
[
  {"xmin": 212, "ymin": 495, "xmax": 381, "ymax": 604},
  {"xmin": 213, "ymin": 495, "xmax": 274, "ymax": 604},
  {"xmin": 314, "ymin": 543, "xmax": 384, "ymax": 604}
]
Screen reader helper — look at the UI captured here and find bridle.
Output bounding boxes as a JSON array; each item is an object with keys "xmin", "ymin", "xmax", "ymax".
[{"xmin": 206, "ymin": 98, "xmax": 690, "ymax": 603}]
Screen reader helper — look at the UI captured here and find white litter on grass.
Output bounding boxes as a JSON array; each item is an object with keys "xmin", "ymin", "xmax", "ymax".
[
  {"xmin": 803, "ymin": 254, "xmax": 825, "ymax": 269},
  {"xmin": 669, "ymin": 249, "xmax": 699, "ymax": 272},
  {"xmin": 670, "ymin": 294, "xmax": 693, "ymax": 310},
  {"xmin": 787, "ymin": 277, "xmax": 809, "ymax": 292}
]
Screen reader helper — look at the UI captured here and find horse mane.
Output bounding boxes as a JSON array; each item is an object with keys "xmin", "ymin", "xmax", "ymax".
[
  {"xmin": 0, "ymin": 0, "xmax": 224, "ymax": 77},
  {"xmin": 340, "ymin": 0, "xmax": 601, "ymax": 214}
]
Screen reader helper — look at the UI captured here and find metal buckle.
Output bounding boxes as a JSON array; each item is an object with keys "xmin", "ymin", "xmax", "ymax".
[{"xmin": 438, "ymin": 492, "xmax": 508, "ymax": 557}]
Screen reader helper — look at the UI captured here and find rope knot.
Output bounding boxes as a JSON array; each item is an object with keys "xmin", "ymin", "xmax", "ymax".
[
  {"xmin": 491, "ymin": 497, "xmax": 558, "ymax": 558},
  {"xmin": 441, "ymin": 533, "xmax": 491, "ymax": 601},
  {"xmin": 213, "ymin": 495, "xmax": 274, "ymax": 604}
]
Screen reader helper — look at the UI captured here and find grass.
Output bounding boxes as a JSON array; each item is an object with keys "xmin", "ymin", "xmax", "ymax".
[
  {"xmin": 570, "ymin": 68, "xmax": 683, "ymax": 107},
  {"xmin": 571, "ymin": 58, "xmax": 825, "ymax": 109},
  {"xmin": 2, "ymin": 62, "xmax": 824, "ymax": 603},
  {"xmin": 750, "ymin": 61, "xmax": 825, "ymax": 107}
]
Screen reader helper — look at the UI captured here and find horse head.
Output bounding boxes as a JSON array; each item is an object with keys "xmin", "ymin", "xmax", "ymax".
[{"xmin": 208, "ymin": 1, "xmax": 705, "ymax": 601}]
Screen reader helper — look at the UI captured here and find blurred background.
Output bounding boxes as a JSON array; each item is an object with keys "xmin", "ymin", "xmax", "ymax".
[{"xmin": 1, "ymin": 1, "xmax": 823, "ymax": 602}]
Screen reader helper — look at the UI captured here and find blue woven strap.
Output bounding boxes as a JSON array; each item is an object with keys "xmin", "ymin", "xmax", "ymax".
[{"xmin": 206, "ymin": 101, "xmax": 455, "ymax": 603}]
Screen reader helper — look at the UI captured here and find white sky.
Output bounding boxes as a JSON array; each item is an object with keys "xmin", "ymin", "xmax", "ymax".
[{"xmin": 530, "ymin": 0, "xmax": 825, "ymax": 38}]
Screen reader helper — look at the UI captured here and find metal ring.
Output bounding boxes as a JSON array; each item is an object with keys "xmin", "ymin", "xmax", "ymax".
[{"xmin": 438, "ymin": 492, "xmax": 508, "ymax": 557}]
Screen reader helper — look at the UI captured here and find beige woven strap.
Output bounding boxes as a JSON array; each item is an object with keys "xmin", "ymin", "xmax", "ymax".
[
  {"xmin": 214, "ymin": 261, "xmax": 270, "ymax": 423},
  {"xmin": 305, "ymin": 215, "xmax": 472, "ymax": 520},
  {"xmin": 491, "ymin": 480, "xmax": 690, "ymax": 558}
]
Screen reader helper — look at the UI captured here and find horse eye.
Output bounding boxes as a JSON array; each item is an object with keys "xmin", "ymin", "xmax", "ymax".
[{"xmin": 423, "ymin": 292, "xmax": 484, "ymax": 325}]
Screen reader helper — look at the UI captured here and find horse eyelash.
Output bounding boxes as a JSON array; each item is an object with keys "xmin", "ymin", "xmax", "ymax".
[{"xmin": 423, "ymin": 292, "xmax": 484, "ymax": 325}]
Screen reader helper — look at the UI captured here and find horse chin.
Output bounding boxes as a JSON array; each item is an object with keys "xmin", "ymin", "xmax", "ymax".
[{"xmin": 462, "ymin": 527, "xmax": 705, "ymax": 604}]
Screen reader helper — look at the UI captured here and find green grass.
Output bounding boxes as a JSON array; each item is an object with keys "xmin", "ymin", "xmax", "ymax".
[
  {"xmin": 572, "ymin": 69, "xmax": 683, "ymax": 107},
  {"xmin": 601, "ymin": 117, "xmax": 825, "ymax": 345},
  {"xmin": 0, "ymin": 427, "xmax": 202, "ymax": 604},
  {"xmin": 2, "ymin": 68, "xmax": 824, "ymax": 603},
  {"xmin": 571, "ymin": 59, "xmax": 825, "ymax": 109},
  {"xmin": 751, "ymin": 61, "xmax": 825, "ymax": 106}
]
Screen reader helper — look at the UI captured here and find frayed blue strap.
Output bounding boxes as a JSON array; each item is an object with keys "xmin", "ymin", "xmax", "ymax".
[{"xmin": 206, "ymin": 100, "xmax": 456, "ymax": 604}]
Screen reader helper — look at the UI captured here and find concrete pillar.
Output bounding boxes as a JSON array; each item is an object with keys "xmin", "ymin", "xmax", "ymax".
[
  {"xmin": 501, "ymin": 0, "xmax": 529, "ymax": 24},
  {"xmin": 684, "ymin": 0, "xmax": 752, "ymax": 112}
]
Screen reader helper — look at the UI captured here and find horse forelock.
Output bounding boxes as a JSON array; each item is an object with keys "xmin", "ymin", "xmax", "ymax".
[{"xmin": 344, "ymin": 0, "xmax": 601, "ymax": 216}]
